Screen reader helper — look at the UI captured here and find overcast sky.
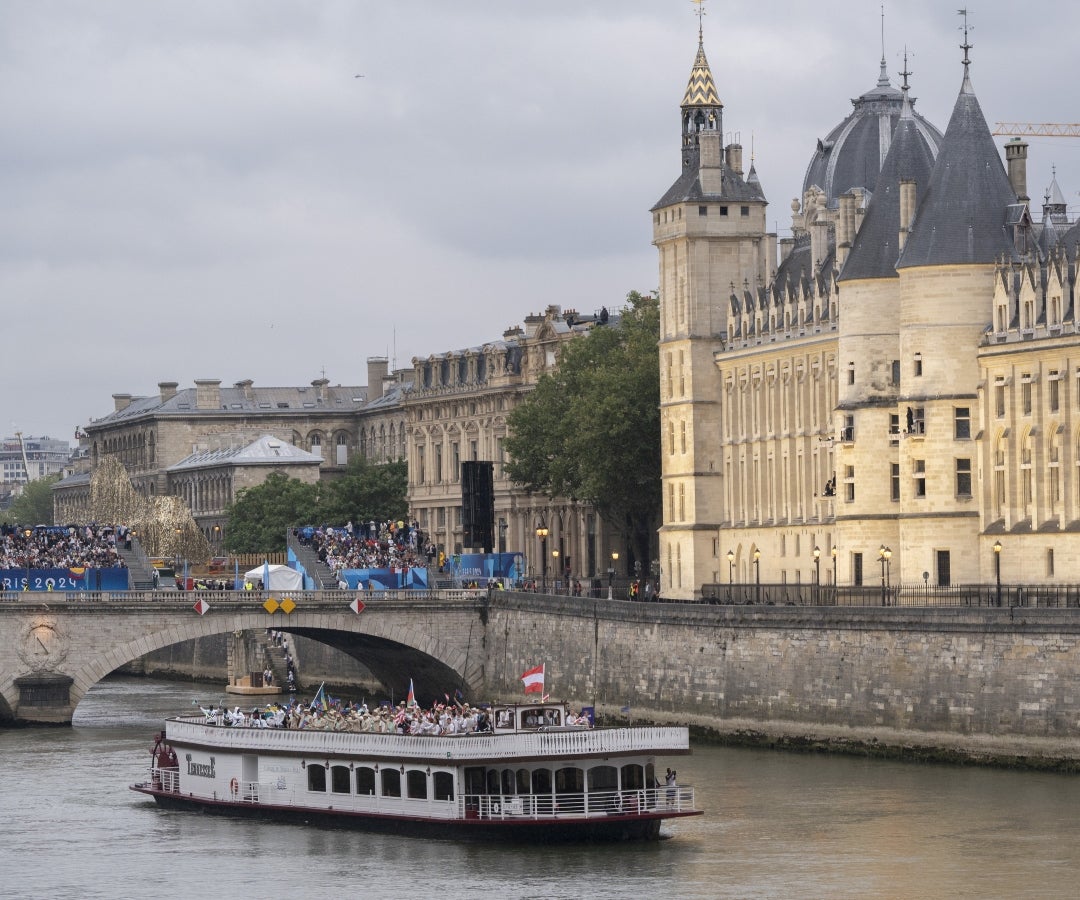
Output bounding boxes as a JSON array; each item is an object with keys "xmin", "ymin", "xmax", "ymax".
[{"xmin": 3, "ymin": 1, "xmax": 1078, "ymax": 443}]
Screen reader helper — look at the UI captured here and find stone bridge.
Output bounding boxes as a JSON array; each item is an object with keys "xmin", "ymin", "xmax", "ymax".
[
  {"xmin": 0, "ymin": 590, "xmax": 492, "ymax": 724},
  {"xmin": 5, "ymin": 591, "xmax": 1080, "ymax": 763}
]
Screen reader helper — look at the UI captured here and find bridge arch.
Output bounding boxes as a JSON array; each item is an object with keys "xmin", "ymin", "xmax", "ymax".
[{"xmin": 3, "ymin": 604, "xmax": 486, "ymax": 724}]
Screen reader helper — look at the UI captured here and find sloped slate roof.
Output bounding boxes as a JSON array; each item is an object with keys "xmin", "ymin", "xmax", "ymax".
[
  {"xmin": 897, "ymin": 70, "xmax": 1017, "ymax": 269},
  {"xmin": 653, "ymin": 163, "xmax": 767, "ymax": 209},
  {"xmin": 802, "ymin": 61, "xmax": 942, "ymax": 209},
  {"xmin": 168, "ymin": 434, "xmax": 322, "ymax": 473},
  {"xmin": 839, "ymin": 96, "xmax": 937, "ymax": 282}
]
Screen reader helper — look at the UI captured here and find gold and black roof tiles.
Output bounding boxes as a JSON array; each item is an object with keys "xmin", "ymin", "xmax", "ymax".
[{"xmin": 681, "ymin": 44, "xmax": 721, "ymax": 108}]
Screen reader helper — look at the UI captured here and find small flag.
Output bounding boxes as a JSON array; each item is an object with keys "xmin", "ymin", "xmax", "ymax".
[
  {"xmin": 310, "ymin": 682, "xmax": 328, "ymax": 711},
  {"xmin": 444, "ymin": 692, "xmax": 450, "ymax": 703},
  {"xmin": 521, "ymin": 663, "xmax": 545, "ymax": 694},
  {"xmin": 350, "ymin": 597, "xmax": 366, "ymax": 614},
  {"xmin": 454, "ymin": 688, "xmax": 464, "ymax": 702},
  {"xmin": 192, "ymin": 598, "xmax": 210, "ymax": 616},
  {"xmin": 406, "ymin": 678, "xmax": 416, "ymax": 708}
]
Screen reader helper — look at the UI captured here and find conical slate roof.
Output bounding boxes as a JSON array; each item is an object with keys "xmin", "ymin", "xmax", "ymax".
[
  {"xmin": 802, "ymin": 59, "xmax": 942, "ymax": 209},
  {"xmin": 681, "ymin": 41, "xmax": 721, "ymax": 109},
  {"xmin": 839, "ymin": 91, "xmax": 937, "ymax": 282},
  {"xmin": 897, "ymin": 68, "xmax": 1016, "ymax": 269}
]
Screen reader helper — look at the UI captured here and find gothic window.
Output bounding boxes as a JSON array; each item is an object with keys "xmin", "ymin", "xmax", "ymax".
[
  {"xmin": 954, "ymin": 408, "xmax": 971, "ymax": 440},
  {"xmin": 1049, "ymin": 372, "xmax": 1060, "ymax": 412}
]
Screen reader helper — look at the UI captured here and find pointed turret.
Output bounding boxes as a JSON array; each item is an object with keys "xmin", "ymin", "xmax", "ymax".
[
  {"xmin": 840, "ymin": 69, "xmax": 937, "ymax": 281},
  {"xmin": 897, "ymin": 54, "xmax": 1015, "ymax": 269}
]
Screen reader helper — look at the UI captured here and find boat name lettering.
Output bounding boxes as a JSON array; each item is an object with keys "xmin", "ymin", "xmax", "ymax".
[{"xmin": 185, "ymin": 753, "xmax": 216, "ymax": 779}]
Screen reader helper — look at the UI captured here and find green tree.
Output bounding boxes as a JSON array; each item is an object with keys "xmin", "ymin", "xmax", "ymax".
[
  {"xmin": 504, "ymin": 291, "xmax": 661, "ymax": 568},
  {"xmin": 224, "ymin": 473, "xmax": 322, "ymax": 553},
  {"xmin": 9, "ymin": 474, "xmax": 60, "ymax": 526},
  {"xmin": 322, "ymin": 457, "xmax": 409, "ymax": 525}
]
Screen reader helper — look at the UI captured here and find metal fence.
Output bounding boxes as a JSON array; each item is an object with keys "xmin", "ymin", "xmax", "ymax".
[{"xmin": 698, "ymin": 582, "xmax": 1080, "ymax": 608}]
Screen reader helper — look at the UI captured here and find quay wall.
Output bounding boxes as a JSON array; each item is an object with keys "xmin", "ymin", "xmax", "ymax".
[{"xmin": 484, "ymin": 595, "xmax": 1080, "ymax": 759}]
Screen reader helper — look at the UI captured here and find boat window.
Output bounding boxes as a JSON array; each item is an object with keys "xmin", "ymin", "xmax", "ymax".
[
  {"xmin": 588, "ymin": 765, "xmax": 618, "ymax": 792},
  {"xmin": 542, "ymin": 708, "xmax": 561, "ymax": 727},
  {"xmin": 356, "ymin": 766, "xmax": 376, "ymax": 795},
  {"xmin": 486, "ymin": 769, "xmax": 500, "ymax": 795},
  {"xmin": 433, "ymin": 772, "xmax": 454, "ymax": 801},
  {"xmin": 516, "ymin": 769, "xmax": 531, "ymax": 794},
  {"xmin": 645, "ymin": 763, "xmax": 655, "ymax": 788},
  {"xmin": 500, "ymin": 769, "xmax": 515, "ymax": 795},
  {"xmin": 555, "ymin": 767, "xmax": 584, "ymax": 794},
  {"xmin": 531, "ymin": 769, "xmax": 552, "ymax": 795},
  {"xmin": 381, "ymin": 769, "xmax": 402, "ymax": 798},
  {"xmin": 521, "ymin": 709, "xmax": 544, "ymax": 729},
  {"xmin": 464, "ymin": 767, "xmax": 486, "ymax": 796},
  {"xmin": 494, "ymin": 708, "xmax": 515, "ymax": 730},
  {"xmin": 406, "ymin": 770, "xmax": 427, "ymax": 800},
  {"xmin": 330, "ymin": 765, "xmax": 351, "ymax": 793},
  {"xmin": 307, "ymin": 765, "xmax": 327, "ymax": 792},
  {"xmin": 621, "ymin": 763, "xmax": 645, "ymax": 790}
]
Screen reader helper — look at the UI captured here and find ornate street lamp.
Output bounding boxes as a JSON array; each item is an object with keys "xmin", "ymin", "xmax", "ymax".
[
  {"xmin": 831, "ymin": 545, "xmax": 838, "ymax": 600},
  {"xmin": 498, "ymin": 518, "xmax": 507, "ymax": 554},
  {"xmin": 993, "ymin": 540, "xmax": 1003, "ymax": 607},
  {"xmin": 813, "ymin": 546, "xmax": 821, "ymax": 604},
  {"xmin": 753, "ymin": 548, "xmax": 761, "ymax": 604},
  {"xmin": 727, "ymin": 549, "xmax": 735, "ymax": 583},
  {"xmin": 535, "ymin": 524, "xmax": 549, "ymax": 593},
  {"xmin": 879, "ymin": 545, "xmax": 892, "ymax": 605},
  {"xmin": 551, "ymin": 549, "xmax": 560, "ymax": 594},
  {"xmin": 608, "ymin": 550, "xmax": 619, "ymax": 599}
]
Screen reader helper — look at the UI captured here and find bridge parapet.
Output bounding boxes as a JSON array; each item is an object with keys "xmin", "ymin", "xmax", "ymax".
[{"xmin": 0, "ymin": 589, "xmax": 488, "ymax": 607}]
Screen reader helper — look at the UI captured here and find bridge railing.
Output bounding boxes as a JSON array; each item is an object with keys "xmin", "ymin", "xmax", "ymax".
[{"xmin": 0, "ymin": 588, "xmax": 489, "ymax": 605}]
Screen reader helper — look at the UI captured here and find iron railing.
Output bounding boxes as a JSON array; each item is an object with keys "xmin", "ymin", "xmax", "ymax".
[{"xmin": 698, "ymin": 581, "xmax": 1080, "ymax": 608}]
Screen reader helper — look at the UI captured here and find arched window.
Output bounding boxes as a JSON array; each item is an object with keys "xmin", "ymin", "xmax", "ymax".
[
  {"xmin": 356, "ymin": 767, "xmax": 376, "ymax": 795},
  {"xmin": 433, "ymin": 772, "xmax": 454, "ymax": 801},
  {"xmin": 381, "ymin": 769, "xmax": 401, "ymax": 797},
  {"xmin": 331, "ymin": 765, "xmax": 351, "ymax": 794},
  {"xmin": 307, "ymin": 765, "xmax": 327, "ymax": 792}
]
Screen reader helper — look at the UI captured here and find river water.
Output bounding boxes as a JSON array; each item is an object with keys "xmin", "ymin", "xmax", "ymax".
[{"xmin": 2, "ymin": 677, "xmax": 1080, "ymax": 899}]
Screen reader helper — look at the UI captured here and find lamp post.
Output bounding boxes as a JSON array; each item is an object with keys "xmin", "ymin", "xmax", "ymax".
[
  {"xmin": 879, "ymin": 545, "xmax": 892, "ymax": 605},
  {"xmin": 23, "ymin": 528, "xmax": 32, "ymax": 591},
  {"xmin": 993, "ymin": 540, "xmax": 1002, "ymax": 607},
  {"xmin": 608, "ymin": 550, "xmax": 619, "ymax": 599},
  {"xmin": 498, "ymin": 518, "xmax": 507, "ymax": 555},
  {"xmin": 535, "ymin": 525, "xmax": 549, "ymax": 593},
  {"xmin": 753, "ymin": 548, "xmax": 761, "ymax": 605},
  {"xmin": 551, "ymin": 549, "xmax": 560, "ymax": 594},
  {"xmin": 813, "ymin": 546, "xmax": 821, "ymax": 604},
  {"xmin": 831, "ymin": 546, "xmax": 838, "ymax": 603}
]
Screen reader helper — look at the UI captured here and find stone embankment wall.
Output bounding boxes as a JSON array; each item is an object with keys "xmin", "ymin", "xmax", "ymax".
[{"xmin": 483, "ymin": 595, "xmax": 1080, "ymax": 766}]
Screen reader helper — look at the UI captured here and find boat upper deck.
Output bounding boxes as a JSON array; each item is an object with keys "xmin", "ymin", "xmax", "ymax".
[{"xmin": 164, "ymin": 716, "xmax": 691, "ymax": 763}]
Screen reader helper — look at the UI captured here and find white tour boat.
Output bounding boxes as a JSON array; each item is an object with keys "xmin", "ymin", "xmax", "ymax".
[{"xmin": 131, "ymin": 701, "xmax": 701, "ymax": 841}]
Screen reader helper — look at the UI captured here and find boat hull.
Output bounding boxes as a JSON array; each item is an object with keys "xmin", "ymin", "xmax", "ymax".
[{"xmin": 130, "ymin": 783, "xmax": 689, "ymax": 842}]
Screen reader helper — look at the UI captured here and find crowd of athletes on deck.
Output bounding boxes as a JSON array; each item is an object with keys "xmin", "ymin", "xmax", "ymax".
[
  {"xmin": 0, "ymin": 523, "xmax": 129, "ymax": 570},
  {"xmin": 199, "ymin": 696, "xmax": 593, "ymax": 733}
]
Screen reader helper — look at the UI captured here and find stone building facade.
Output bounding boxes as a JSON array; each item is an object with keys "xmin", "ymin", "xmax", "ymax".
[
  {"xmin": 404, "ymin": 305, "xmax": 621, "ymax": 583},
  {"xmin": 657, "ymin": 27, "xmax": 1078, "ymax": 599}
]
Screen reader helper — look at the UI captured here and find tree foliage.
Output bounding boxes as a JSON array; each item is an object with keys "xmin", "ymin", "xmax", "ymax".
[
  {"xmin": 225, "ymin": 474, "xmax": 322, "ymax": 553},
  {"xmin": 504, "ymin": 291, "xmax": 661, "ymax": 567},
  {"xmin": 224, "ymin": 458, "xmax": 409, "ymax": 554},
  {"xmin": 9, "ymin": 474, "xmax": 61, "ymax": 526}
]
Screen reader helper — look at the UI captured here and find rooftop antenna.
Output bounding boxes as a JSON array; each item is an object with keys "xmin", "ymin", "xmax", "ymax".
[
  {"xmin": 881, "ymin": 4, "xmax": 886, "ymax": 65},
  {"xmin": 899, "ymin": 47, "xmax": 912, "ymax": 92}
]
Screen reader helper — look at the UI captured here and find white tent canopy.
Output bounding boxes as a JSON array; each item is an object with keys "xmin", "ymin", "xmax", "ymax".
[{"xmin": 244, "ymin": 563, "xmax": 304, "ymax": 591}]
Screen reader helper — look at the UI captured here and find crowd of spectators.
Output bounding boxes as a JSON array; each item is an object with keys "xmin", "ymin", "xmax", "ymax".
[
  {"xmin": 294, "ymin": 521, "xmax": 430, "ymax": 578},
  {"xmin": 0, "ymin": 523, "xmax": 129, "ymax": 570}
]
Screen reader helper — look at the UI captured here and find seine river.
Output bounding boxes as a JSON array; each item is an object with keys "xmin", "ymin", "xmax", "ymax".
[{"xmin": 2, "ymin": 677, "xmax": 1080, "ymax": 899}]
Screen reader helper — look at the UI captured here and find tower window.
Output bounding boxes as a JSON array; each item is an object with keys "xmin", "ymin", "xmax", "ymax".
[
  {"xmin": 719, "ymin": 206, "xmax": 728, "ymax": 216},
  {"xmin": 698, "ymin": 206, "xmax": 708, "ymax": 216},
  {"xmin": 741, "ymin": 206, "xmax": 750, "ymax": 216}
]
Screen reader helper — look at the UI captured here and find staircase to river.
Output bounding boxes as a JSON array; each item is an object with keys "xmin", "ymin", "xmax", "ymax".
[{"xmin": 118, "ymin": 536, "xmax": 158, "ymax": 590}]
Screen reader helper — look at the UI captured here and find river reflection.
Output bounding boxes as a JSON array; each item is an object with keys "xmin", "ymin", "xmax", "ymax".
[{"xmin": 1, "ymin": 676, "xmax": 1078, "ymax": 899}]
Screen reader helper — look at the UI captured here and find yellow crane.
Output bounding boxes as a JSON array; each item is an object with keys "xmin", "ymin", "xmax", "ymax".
[{"xmin": 993, "ymin": 123, "xmax": 1080, "ymax": 137}]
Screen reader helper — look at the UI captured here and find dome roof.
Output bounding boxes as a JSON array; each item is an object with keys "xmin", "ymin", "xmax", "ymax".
[{"xmin": 801, "ymin": 60, "xmax": 943, "ymax": 208}]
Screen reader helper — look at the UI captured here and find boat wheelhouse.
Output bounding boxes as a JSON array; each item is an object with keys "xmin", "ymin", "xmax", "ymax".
[{"xmin": 131, "ymin": 702, "xmax": 701, "ymax": 842}]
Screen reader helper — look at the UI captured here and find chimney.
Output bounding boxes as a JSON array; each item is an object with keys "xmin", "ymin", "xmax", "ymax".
[
  {"xmin": 311, "ymin": 378, "xmax": 329, "ymax": 403},
  {"xmin": 234, "ymin": 379, "xmax": 254, "ymax": 402},
  {"xmin": 366, "ymin": 357, "xmax": 389, "ymax": 400},
  {"xmin": 836, "ymin": 193, "xmax": 856, "ymax": 269},
  {"xmin": 810, "ymin": 219, "xmax": 830, "ymax": 274},
  {"xmin": 112, "ymin": 393, "xmax": 133, "ymax": 412},
  {"xmin": 699, "ymin": 131, "xmax": 723, "ymax": 194},
  {"xmin": 899, "ymin": 179, "xmax": 917, "ymax": 252},
  {"xmin": 725, "ymin": 143, "xmax": 744, "ymax": 178},
  {"xmin": 158, "ymin": 382, "xmax": 178, "ymax": 403},
  {"xmin": 1005, "ymin": 139, "xmax": 1029, "ymax": 202},
  {"xmin": 194, "ymin": 379, "xmax": 222, "ymax": 410}
]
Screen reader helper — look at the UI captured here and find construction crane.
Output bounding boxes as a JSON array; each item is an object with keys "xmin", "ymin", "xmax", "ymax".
[
  {"xmin": 13, "ymin": 430, "xmax": 34, "ymax": 484},
  {"xmin": 993, "ymin": 123, "xmax": 1080, "ymax": 137}
]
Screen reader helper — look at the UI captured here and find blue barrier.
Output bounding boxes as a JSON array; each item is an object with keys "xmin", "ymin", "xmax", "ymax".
[{"xmin": 0, "ymin": 568, "xmax": 129, "ymax": 591}]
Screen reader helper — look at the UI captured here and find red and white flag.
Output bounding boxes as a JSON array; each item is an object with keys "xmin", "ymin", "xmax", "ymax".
[{"xmin": 521, "ymin": 663, "xmax": 545, "ymax": 694}]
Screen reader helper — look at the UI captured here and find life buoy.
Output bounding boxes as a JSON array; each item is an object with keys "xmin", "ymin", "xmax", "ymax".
[
  {"xmin": 229, "ymin": 777, "xmax": 239, "ymax": 796},
  {"xmin": 491, "ymin": 801, "xmax": 500, "ymax": 814}
]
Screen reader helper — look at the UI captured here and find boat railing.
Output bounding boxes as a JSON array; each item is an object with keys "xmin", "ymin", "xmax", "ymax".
[
  {"xmin": 461, "ymin": 786, "xmax": 697, "ymax": 820},
  {"xmin": 164, "ymin": 717, "xmax": 691, "ymax": 758},
  {"xmin": 148, "ymin": 766, "xmax": 181, "ymax": 793}
]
